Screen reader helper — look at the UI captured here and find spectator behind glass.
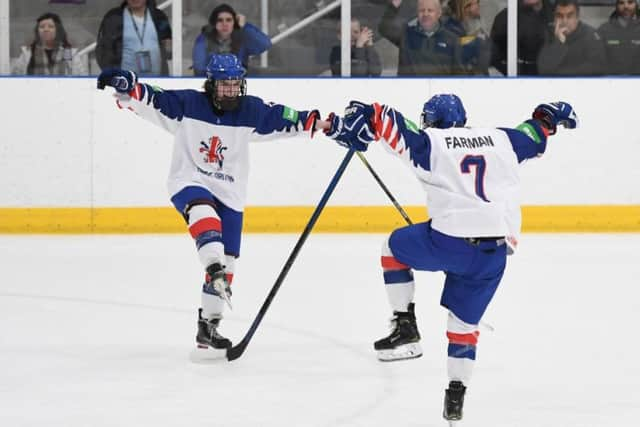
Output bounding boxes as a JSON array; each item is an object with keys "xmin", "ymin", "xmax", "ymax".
[
  {"xmin": 444, "ymin": 0, "xmax": 491, "ymax": 74},
  {"xmin": 537, "ymin": 0, "xmax": 606, "ymax": 75},
  {"xmin": 329, "ymin": 18, "xmax": 382, "ymax": 76},
  {"xmin": 598, "ymin": 0, "xmax": 640, "ymax": 74},
  {"xmin": 13, "ymin": 12, "xmax": 87, "ymax": 75},
  {"xmin": 490, "ymin": 0, "xmax": 554, "ymax": 75},
  {"xmin": 96, "ymin": 0, "xmax": 172, "ymax": 75},
  {"xmin": 379, "ymin": 0, "xmax": 463, "ymax": 75},
  {"xmin": 192, "ymin": 3, "xmax": 271, "ymax": 76}
]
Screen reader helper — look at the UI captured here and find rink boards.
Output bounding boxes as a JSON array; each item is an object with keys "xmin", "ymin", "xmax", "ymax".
[{"xmin": 0, "ymin": 77, "xmax": 638, "ymax": 233}]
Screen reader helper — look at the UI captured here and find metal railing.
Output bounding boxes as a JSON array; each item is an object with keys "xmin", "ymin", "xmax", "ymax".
[
  {"xmin": 74, "ymin": 0, "xmax": 348, "ymax": 76},
  {"xmin": 0, "ymin": 0, "xmax": 519, "ymax": 77}
]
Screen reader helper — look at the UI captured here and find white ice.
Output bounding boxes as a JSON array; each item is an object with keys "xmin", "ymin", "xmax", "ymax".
[{"xmin": 1, "ymin": 233, "xmax": 639, "ymax": 427}]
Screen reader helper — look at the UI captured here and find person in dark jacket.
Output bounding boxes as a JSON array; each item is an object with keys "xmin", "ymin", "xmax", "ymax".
[
  {"xmin": 379, "ymin": 0, "xmax": 463, "ymax": 76},
  {"xmin": 96, "ymin": 0, "xmax": 172, "ymax": 75},
  {"xmin": 192, "ymin": 3, "xmax": 271, "ymax": 76},
  {"xmin": 329, "ymin": 17, "xmax": 382, "ymax": 76},
  {"xmin": 490, "ymin": 0, "xmax": 554, "ymax": 75},
  {"xmin": 537, "ymin": 0, "xmax": 606, "ymax": 75},
  {"xmin": 597, "ymin": 0, "xmax": 640, "ymax": 74}
]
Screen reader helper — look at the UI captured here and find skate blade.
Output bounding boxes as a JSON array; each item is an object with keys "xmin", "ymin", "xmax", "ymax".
[
  {"xmin": 189, "ymin": 345, "xmax": 228, "ymax": 363},
  {"xmin": 376, "ymin": 342, "xmax": 423, "ymax": 362},
  {"xmin": 447, "ymin": 421, "xmax": 459, "ymax": 427}
]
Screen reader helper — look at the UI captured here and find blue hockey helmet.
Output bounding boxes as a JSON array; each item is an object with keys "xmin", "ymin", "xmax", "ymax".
[
  {"xmin": 204, "ymin": 53, "xmax": 247, "ymax": 111},
  {"xmin": 205, "ymin": 53, "xmax": 246, "ymax": 80},
  {"xmin": 420, "ymin": 94, "xmax": 467, "ymax": 129}
]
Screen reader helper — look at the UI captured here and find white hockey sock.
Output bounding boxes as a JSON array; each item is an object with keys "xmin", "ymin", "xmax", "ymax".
[
  {"xmin": 385, "ymin": 283, "xmax": 415, "ymax": 313},
  {"xmin": 381, "ymin": 237, "xmax": 415, "ymax": 312},
  {"xmin": 188, "ymin": 204, "xmax": 225, "ymax": 268},
  {"xmin": 201, "ymin": 255, "xmax": 236, "ymax": 320},
  {"xmin": 201, "ymin": 292, "xmax": 225, "ymax": 320},
  {"xmin": 446, "ymin": 311, "xmax": 479, "ymax": 385}
]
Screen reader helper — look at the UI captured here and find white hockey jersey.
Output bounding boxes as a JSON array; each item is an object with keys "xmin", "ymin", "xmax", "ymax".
[
  {"xmin": 114, "ymin": 83, "xmax": 318, "ymax": 212},
  {"xmin": 370, "ymin": 103, "xmax": 548, "ymax": 241}
]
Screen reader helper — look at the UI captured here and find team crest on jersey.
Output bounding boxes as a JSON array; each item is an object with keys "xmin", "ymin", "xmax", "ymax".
[{"xmin": 199, "ymin": 136, "xmax": 227, "ymax": 169}]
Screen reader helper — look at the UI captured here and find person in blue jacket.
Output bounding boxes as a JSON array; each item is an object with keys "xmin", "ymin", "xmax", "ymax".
[{"xmin": 192, "ymin": 3, "xmax": 271, "ymax": 76}]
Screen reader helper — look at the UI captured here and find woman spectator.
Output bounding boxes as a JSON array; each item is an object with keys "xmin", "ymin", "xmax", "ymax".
[
  {"xmin": 192, "ymin": 3, "xmax": 271, "ymax": 76},
  {"xmin": 13, "ymin": 12, "xmax": 86, "ymax": 75}
]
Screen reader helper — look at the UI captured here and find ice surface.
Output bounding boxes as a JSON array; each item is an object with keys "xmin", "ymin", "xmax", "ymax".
[{"xmin": 1, "ymin": 234, "xmax": 639, "ymax": 427}]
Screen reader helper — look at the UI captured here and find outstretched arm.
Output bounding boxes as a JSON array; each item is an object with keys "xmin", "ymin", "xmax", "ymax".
[
  {"xmin": 501, "ymin": 101, "xmax": 578, "ymax": 162},
  {"xmin": 97, "ymin": 68, "xmax": 187, "ymax": 134},
  {"xmin": 248, "ymin": 98, "xmax": 324, "ymax": 141}
]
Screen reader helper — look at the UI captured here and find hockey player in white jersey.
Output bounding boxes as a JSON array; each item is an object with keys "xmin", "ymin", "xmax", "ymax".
[
  {"xmin": 96, "ymin": 54, "xmax": 333, "ymax": 355},
  {"xmin": 324, "ymin": 96, "xmax": 578, "ymax": 423}
]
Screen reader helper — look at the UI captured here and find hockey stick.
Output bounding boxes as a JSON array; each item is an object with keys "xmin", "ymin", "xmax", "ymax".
[
  {"xmin": 226, "ymin": 148, "xmax": 356, "ymax": 361},
  {"xmin": 356, "ymin": 152, "xmax": 414, "ymax": 226}
]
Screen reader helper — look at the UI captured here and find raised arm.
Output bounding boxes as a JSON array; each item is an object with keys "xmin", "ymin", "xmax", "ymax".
[
  {"xmin": 97, "ymin": 68, "xmax": 187, "ymax": 134},
  {"xmin": 501, "ymin": 101, "xmax": 579, "ymax": 162}
]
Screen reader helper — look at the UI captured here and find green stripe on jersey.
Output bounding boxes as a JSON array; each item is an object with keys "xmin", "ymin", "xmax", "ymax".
[
  {"xmin": 404, "ymin": 118, "xmax": 420, "ymax": 134},
  {"xmin": 516, "ymin": 122, "xmax": 542, "ymax": 143},
  {"xmin": 283, "ymin": 106, "xmax": 299, "ymax": 123}
]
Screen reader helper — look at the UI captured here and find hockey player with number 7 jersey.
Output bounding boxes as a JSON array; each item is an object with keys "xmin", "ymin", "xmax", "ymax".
[
  {"xmin": 323, "ymin": 96, "xmax": 578, "ymax": 423},
  {"xmin": 97, "ymin": 53, "xmax": 333, "ymax": 357}
]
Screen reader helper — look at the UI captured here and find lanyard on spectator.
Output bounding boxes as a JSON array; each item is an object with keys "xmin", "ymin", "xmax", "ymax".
[{"xmin": 129, "ymin": 8, "xmax": 148, "ymax": 45}]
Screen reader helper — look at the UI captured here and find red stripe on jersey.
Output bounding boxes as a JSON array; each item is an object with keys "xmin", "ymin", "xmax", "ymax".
[
  {"xmin": 382, "ymin": 118, "xmax": 393, "ymax": 141},
  {"xmin": 129, "ymin": 83, "xmax": 142, "ymax": 100},
  {"xmin": 447, "ymin": 331, "xmax": 479, "ymax": 345},
  {"xmin": 541, "ymin": 125, "xmax": 549, "ymax": 138},
  {"xmin": 389, "ymin": 132, "xmax": 399, "ymax": 149},
  {"xmin": 303, "ymin": 111, "xmax": 317, "ymax": 131},
  {"xmin": 372, "ymin": 103, "xmax": 383, "ymax": 138},
  {"xmin": 381, "ymin": 256, "xmax": 409, "ymax": 270},
  {"xmin": 225, "ymin": 273, "xmax": 234, "ymax": 285},
  {"xmin": 189, "ymin": 217, "xmax": 222, "ymax": 238}
]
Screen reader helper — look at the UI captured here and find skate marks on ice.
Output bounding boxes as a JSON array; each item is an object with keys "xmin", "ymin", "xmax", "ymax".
[
  {"xmin": 3, "ymin": 234, "xmax": 640, "ymax": 426},
  {"xmin": 0, "ymin": 284, "xmax": 397, "ymax": 427}
]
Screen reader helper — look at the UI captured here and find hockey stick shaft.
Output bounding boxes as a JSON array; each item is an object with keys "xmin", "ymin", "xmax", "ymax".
[
  {"xmin": 356, "ymin": 152, "xmax": 413, "ymax": 226},
  {"xmin": 226, "ymin": 148, "xmax": 356, "ymax": 361}
]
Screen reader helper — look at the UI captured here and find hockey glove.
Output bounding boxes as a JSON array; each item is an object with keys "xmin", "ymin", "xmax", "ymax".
[
  {"xmin": 324, "ymin": 101, "xmax": 376, "ymax": 151},
  {"xmin": 97, "ymin": 68, "xmax": 138, "ymax": 94},
  {"xmin": 324, "ymin": 113, "xmax": 369, "ymax": 151},
  {"xmin": 532, "ymin": 102, "xmax": 578, "ymax": 135}
]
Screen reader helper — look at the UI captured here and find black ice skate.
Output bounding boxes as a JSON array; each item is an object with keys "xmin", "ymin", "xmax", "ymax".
[
  {"xmin": 374, "ymin": 302, "xmax": 422, "ymax": 362},
  {"xmin": 205, "ymin": 262, "xmax": 232, "ymax": 309},
  {"xmin": 443, "ymin": 380, "xmax": 466, "ymax": 423},
  {"xmin": 196, "ymin": 308, "xmax": 231, "ymax": 350}
]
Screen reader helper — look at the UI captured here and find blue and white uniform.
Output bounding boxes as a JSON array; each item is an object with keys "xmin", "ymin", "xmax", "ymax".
[
  {"xmin": 370, "ymin": 102, "xmax": 549, "ymax": 383},
  {"xmin": 119, "ymin": 83, "xmax": 316, "ymax": 214},
  {"xmin": 115, "ymin": 82, "xmax": 318, "ymax": 321}
]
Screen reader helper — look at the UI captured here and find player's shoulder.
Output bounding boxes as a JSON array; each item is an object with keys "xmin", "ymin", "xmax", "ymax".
[
  {"xmin": 242, "ymin": 95, "xmax": 266, "ymax": 107},
  {"xmin": 170, "ymin": 88, "xmax": 205, "ymax": 98}
]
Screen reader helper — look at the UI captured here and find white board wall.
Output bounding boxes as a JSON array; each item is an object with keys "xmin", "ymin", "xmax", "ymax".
[{"xmin": 1, "ymin": 77, "xmax": 637, "ymax": 207}]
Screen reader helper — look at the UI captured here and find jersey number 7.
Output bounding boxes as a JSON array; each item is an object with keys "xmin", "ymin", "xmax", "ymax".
[{"xmin": 460, "ymin": 155, "xmax": 489, "ymax": 202}]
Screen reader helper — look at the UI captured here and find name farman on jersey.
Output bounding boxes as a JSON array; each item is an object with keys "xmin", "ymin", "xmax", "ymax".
[{"xmin": 444, "ymin": 135, "xmax": 495, "ymax": 150}]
